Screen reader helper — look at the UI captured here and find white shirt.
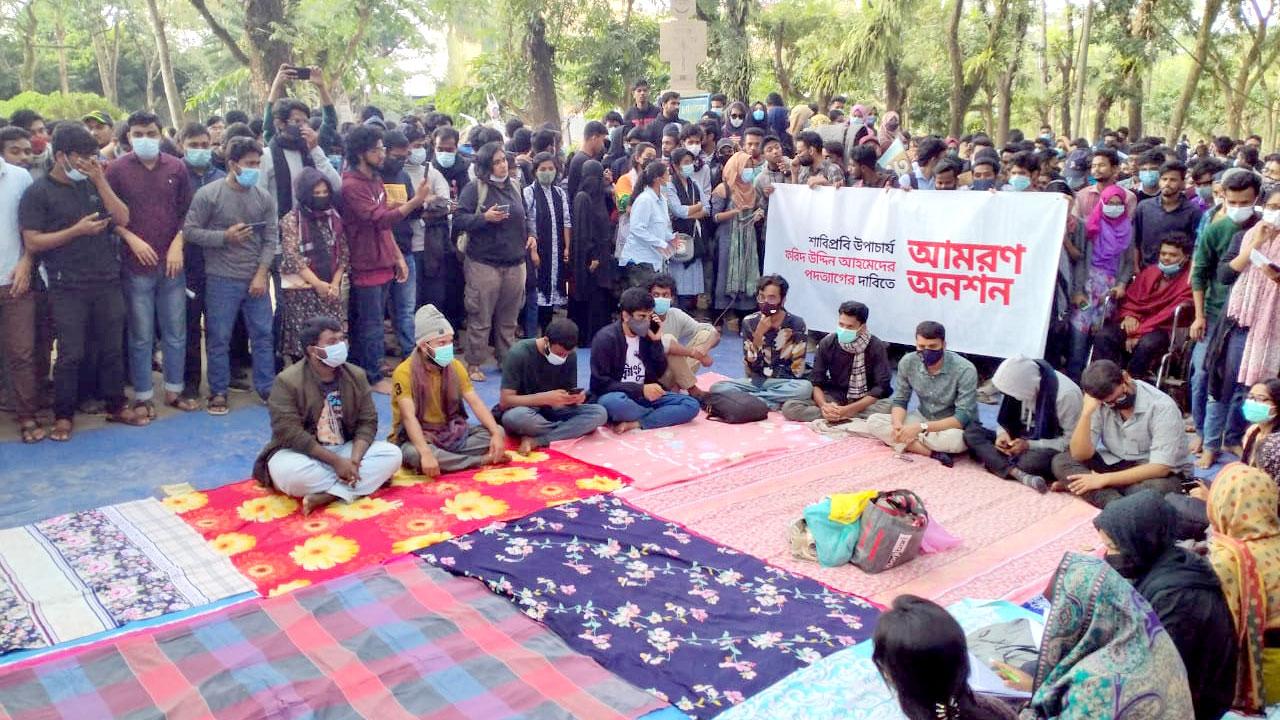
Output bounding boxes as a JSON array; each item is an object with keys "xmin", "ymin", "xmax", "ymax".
[
  {"xmin": 0, "ymin": 159, "xmax": 34, "ymax": 287},
  {"xmin": 621, "ymin": 335, "xmax": 645, "ymax": 384}
]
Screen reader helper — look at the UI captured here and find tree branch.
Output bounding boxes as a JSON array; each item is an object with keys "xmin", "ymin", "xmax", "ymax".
[{"xmin": 186, "ymin": 0, "xmax": 250, "ymax": 66}]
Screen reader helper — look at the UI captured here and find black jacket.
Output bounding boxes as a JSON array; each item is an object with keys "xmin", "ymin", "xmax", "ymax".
[
  {"xmin": 589, "ymin": 321, "xmax": 668, "ymax": 401},
  {"xmin": 806, "ymin": 333, "xmax": 892, "ymax": 402}
]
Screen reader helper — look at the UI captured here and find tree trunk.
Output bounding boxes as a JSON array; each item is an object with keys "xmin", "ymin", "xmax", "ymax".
[
  {"xmin": 885, "ymin": 58, "xmax": 902, "ymax": 112},
  {"xmin": 1167, "ymin": 0, "xmax": 1222, "ymax": 141},
  {"xmin": 1092, "ymin": 89, "xmax": 1114, "ymax": 141},
  {"xmin": 244, "ymin": 0, "xmax": 293, "ymax": 99},
  {"xmin": 54, "ymin": 15, "xmax": 70, "ymax": 95},
  {"xmin": 524, "ymin": 11, "xmax": 560, "ymax": 127},
  {"xmin": 19, "ymin": 2, "xmax": 37, "ymax": 92},
  {"xmin": 1225, "ymin": 1, "xmax": 1275, "ymax": 138},
  {"xmin": 1127, "ymin": 83, "xmax": 1142, "ymax": 140},
  {"xmin": 90, "ymin": 22, "xmax": 122, "ymax": 107},
  {"xmin": 145, "ymin": 0, "xmax": 186, "ymax": 127},
  {"xmin": 1057, "ymin": 5, "xmax": 1075, "ymax": 138},
  {"xmin": 1072, "ymin": 0, "xmax": 1093, "ymax": 139},
  {"xmin": 997, "ymin": 2, "xmax": 1030, "ymax": 145},
  {"xmin": 1037, "ymin": 0, "xmax": 1052, "ymax": 125},
  {"xmin": 945, "ymin": 0, "xmax": 969, "ymax": 137},
  {"xmin": 771, "ymin": 24, "xmax": 797, "ymax": 103},
  {"xmin": 145, "ymin": 52, "xmax": 159, "ymax": 113}
]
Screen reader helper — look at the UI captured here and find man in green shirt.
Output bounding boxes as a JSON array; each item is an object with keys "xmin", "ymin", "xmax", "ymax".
[{"xmin": 498, "ymin": 318, "xmax": 608, "ymax": 453}]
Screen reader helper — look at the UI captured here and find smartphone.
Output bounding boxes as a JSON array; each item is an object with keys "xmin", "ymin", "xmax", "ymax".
[
  {"xmin": 568, "ymin": 387, "xmax": 584, "ymax": 395},
  {"xmin": 494, "ymin": 204, "xmax": 510, "ymax": 212},
  {"xmin": 290, "ymin": 66, "xmax": 311, "ymax": 80},
  {"xmin": 1179, "ymin": 477, "xmax": 1202, "ymax": 495},
  {"xmin": 245, "ymin": 221, "xmax": 268, "ymax": 230},
  {"xmin": 649, "ymin": 317, "xmax": 661, "ymax": 334}
]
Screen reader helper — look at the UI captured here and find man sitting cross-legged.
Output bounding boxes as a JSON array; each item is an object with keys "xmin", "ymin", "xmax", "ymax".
[
  {"xmin": 648, "ymin": 274, "xmax": 720, "ymax": 400},
  {"xmin": 781, "ymin": 300, "xmax": 893, "ymax": 423},
  {"xmin": 254, "ymin": 316, "xmax": 403, "ymax": 515},
  {"xmin": 390, "ymin": 304, "xmax": 509, "ymax": 477},
  {"xmin": 862, "ymin": 321, "xmax": 977, "ymax": 466},
  {"xmin": 963, "ymin": 355, "xmax": 1082, "ymax": 493},
  {"xmin": 498, "ymin": 317, "xmax": 609, "ymax": 453},
  {"xmin": 709, "ymin": 273, "xmax": 813, "ymax": 409}
]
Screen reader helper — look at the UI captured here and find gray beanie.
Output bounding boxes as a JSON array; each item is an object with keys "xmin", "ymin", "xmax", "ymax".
[{"xmin": 414, "ymin": 304, "xmax": 453, "ymax": 343}]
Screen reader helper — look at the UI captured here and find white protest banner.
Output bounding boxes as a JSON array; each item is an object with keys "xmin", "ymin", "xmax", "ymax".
[{"xmin": 763, "ymin": 185, "xmax": 1068, "ymax": 358}]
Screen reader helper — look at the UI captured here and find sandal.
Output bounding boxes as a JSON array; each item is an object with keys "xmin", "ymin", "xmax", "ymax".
[
  {"xmin": 166, "ymin": 395, "xmax": 201, "ymax": 412},
  {"xmin": 19, "ymin": 420, "xmax": 46, "ymax": 444},
  {"xmin": 207, "ymin": 395, "xmax": 229, "ymax": 416},
  {"xmin": 468, "ymin": 365, "xmax": 486, "ymax": 382},
  {"xmin": 50, "ymin": 418, "xmax": 73, "ymax": 442},
  {"xmin": 107, "ymin": 405, "xmax": 151, "ymax": 427},
  {"xmin": 132, "ymin": 400, "xmax": 156, "ymax": 420}
]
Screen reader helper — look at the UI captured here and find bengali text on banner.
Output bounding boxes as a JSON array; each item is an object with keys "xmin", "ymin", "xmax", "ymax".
[{"xmin": 763, "ymin": 185, "xmax": 1069, "ymax": 358}]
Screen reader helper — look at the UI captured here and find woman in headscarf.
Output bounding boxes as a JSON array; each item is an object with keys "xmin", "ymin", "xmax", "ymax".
[
  {"xmin": 787, "ymin": 104, "xmax": 815, "ymax": 146},
  {"xmin": 710, "ymin": 151, "xmax": 762, "ymax": 329},
  {"xmin": 749, "ymin": 100, "xmax": 769, "ymax": 130},
  {"xmin": 1093, "ymin": 490, "xmax": 1237, "ymax": 719},
  {"xmin": 722, "ymin": 101, "xmax": 750, "ymax": 144},
  {"xmin": 1206, "ymin": 463, "xmax": 1280, "ymax": 712},
  {"xmin": 568, "ymin": 159, "xmax": 616, "ymax": 345},
  {"xmin": 279, "ymin": 167, "xmax": 349, "ymax": 361},
  {"xmin": 876, "ymin": 110, "xmax": 906, "ymax": 149},
  {"xmin": 849, "ymin": 104, "xmax": 873, "ymax": 146},
  {"xmin": 1067, "ymin": 184, "xmax": 1134, "ymax": 379},
  {"xmin": 1020, "ymin": 553, "xmax": 1195, "ymax": 719}
]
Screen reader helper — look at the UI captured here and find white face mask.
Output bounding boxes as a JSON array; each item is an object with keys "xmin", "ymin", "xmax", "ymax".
[
  {"xmin": 1227, "ymin": 205, "xmax": 1257, "ymax": 224},
  {"xmin": 318, "ymin": 340, "xmax": 348, "ymax": 368},
  {"xmin": 545, "ymin": 345, "xmax": 567, "ymax": 366},
  {"xmin": 1264, "ymin": 209, "xmax": 1280, "ymax": 227},
  {"xmin": 1102, "ymin": 204, "xmax": 1125, "ymax": 219},
  {"xmin": 684, "ymin": 143, "xmax": 701, "ymax": 155}
]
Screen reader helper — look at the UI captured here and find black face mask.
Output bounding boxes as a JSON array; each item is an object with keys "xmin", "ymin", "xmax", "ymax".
[
  {"xmin": 1106, "ymin": 390, "xmax": 1136, "ymax": 410},
  {"xmin": 383, "ymin": 157, "xmax": 405, "ymax": 177},
  {"xmin": 278, "ymin": 125, "xmax": 305, "ymax": 150},
  {"xmin": 1104, "ymin": 552, "xmax": 1142, "ymax": 579},
  {"xmin": 302, "ymin": 194, "xmax": 331, "ymax": 213},
  {"xmin": 797, "ymin": 155, "xmax": 815, "ymax": 167}
]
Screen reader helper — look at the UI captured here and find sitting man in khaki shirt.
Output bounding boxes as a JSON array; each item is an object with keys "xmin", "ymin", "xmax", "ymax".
[{"xmin": 648, "ymin": 274, "xmax": 719, "ymax": 401}]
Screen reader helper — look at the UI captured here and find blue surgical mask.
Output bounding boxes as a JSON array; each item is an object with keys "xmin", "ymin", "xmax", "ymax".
[
  {"xmin": 435, "ymin": 151, "xmax": 457, "ymax": 168},
  {"xmin": 1138, "ymin": 169, "xmax": 1159, "ymax": 187},
  {"xmin": 740, "ymin": 166, "xmax": 756, "ymax": 183},
  {"xmin": 132, "ymin": 136, "xmax": 161, "ymax": 161},
  {"xmin": 680, "ymin": 163, "xmax": 694, "ymax": 178},
  {"xmin": 1243, "ymin": 399, "xmax": 1277, "ymax": 423},
  {"xmin": 851, "ymin": 117, "xmax": 865, "ymax": 128},
  {"xmin": 459, "ymin": 144, "xmax": 474, "ymax": 158},
  {"xmin": 429, "ymin": 343, "xmax": 454, "ymax": 367},
  {"xmin": 319, "ymin": 340, "xmax": 348, "ymax": 367},
  {"xmin": 835, "ymin": 327, "xmax": 858, "ymax": 344},
  {"xmin": 971, "ymin": 179, "xmax": 995, "ymax": 191},
  {"xmin": 866, "ymin": 115, "xmax": 876, "ymax": 126},
  {"xmin": 184, "ymin": 148, "xmax": 212, "ymax": 168},
  {"xmin": 327, "ymin": 154, "xmax": 343, "ymax": 171},
  {"xmin": 64, "ymin": 162, "xmax": 88, "ymax": 182},
  {"xmin": 1196, "ymin": 185, "xmax": 1214, "ymax": 201},
  {"xmin": 1008, "ymin": 175, "xmax": 1032, "ymax": 192},
  {"xmin": 235, "ymin": 167, "xmax": 260, "ymax": 187},
  {"xmin": 1157, "ymin": 260, "xmax": 1183, "ymax": 276},
  {"xmin": 752, "ymin": 109, "xmax": 765, "ymax": 121},
  {"xmin": 409, "ymin": 147, "xmax": 428, "ymax": 165},
  {"xmin": 653, "ymin": 296, "xmax": 672, "ymax": 315}
]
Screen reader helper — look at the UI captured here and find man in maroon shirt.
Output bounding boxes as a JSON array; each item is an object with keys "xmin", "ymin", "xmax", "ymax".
[
  {"xmin": 339, "ymin": 125, "xmax": 430, "ymax": 394},
  {"xmin": 106, "ymin": 110, "xmax": 197, "ymax": 414}
]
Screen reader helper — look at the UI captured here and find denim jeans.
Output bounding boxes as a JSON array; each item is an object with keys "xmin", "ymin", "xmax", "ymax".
[
  {"xmin": 522, "ymin": 286, "xmax": 540, "ymax": 339},
  {"xmin": 125, "ymin": 271, "xmax": 187, "ymax": 401},
  {"xmin": 1066, "ymin": 325, "xmax": 1091, "ymax": 381},
  {"xmin": 1203, "ymin": 325, "xmax": 1249, "ymax": 453},
  {"xmin": 709, "ymin": 377, "xmax": 815, "ymax": 410},
  {"xmin": 500, "ymin": 404, "xmax": 609, "ymax": 446},
  {"xmin": 205, "ymin": 275, "xmax": 274, "ymax": 398},
  {"xmin": 598, "ymin": 391, "xmax": 700, "ymax": 429},
  {"xmin": 349, "ymin": 281, "xmax": 391, "ymax": 384},
  {"xmin": 387, "ymin": 254, "xmax": 416, "ymax": 356},
  {"xmin": 1189, "ymin": 338, "xmax": 1209, "ymax": 436}
]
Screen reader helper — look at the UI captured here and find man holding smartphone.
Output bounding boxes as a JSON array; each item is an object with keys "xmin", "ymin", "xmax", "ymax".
[{"xmin": 497, "ymin": 317, "xmax": 607, "ymax": 453}]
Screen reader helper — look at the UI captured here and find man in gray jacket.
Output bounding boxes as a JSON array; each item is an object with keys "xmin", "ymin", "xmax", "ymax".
[{"xmin": 183, "ymin": 137, "xmax": 278, "ymax": 412}]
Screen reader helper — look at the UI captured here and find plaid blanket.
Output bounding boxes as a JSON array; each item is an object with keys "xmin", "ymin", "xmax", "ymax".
[
  {"xmin": 418, "ymin": 496, "xmax": 881, "ymax": 718},
  {"xmin": 166, "ymin": 449, "xmax": 630, "ymax": 596},
  {"xmin": 0, "ymin": 499, "xmax": 254, "ymax": 655},
  {"xmin": 0, "ymin": 559, "xmax": 667, "ymax": 719}
]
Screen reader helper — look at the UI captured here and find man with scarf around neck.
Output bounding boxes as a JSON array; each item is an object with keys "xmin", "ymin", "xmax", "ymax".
[
  {"xmin": 963, "ymin": 356, "xmax": 1082, "ymax": 494},
  {"xmin": 708, "ymin": 274, "xmax": 813, "ymax": 410},
  {"xmin": 780, "ymin": 300, "xmax": 892, "ymax": 424},
  {"xmin": 389, "ymin": 305, "xmax": 508, "ymax": 478},
  {"xmin": 253, "ymin": 316, "xmax": 402, "ymax": 515},
  {"xmin": 1094, "ymin": 490, "xmax": 1237, "ymax": 720},
  {"xmin": 1052, "ymin": 359, "xmax": 1191, "ymax": 508}
]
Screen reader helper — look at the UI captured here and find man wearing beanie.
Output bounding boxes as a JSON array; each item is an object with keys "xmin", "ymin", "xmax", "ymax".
[{"xmin": 388, "ymin": 304, "xmax": 509, "ymax": 477}]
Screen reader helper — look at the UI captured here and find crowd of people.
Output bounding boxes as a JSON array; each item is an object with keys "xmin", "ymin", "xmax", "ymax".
[{"xmin": 3, "ymin": 67, "xmax": 1280, "ymax": 718}]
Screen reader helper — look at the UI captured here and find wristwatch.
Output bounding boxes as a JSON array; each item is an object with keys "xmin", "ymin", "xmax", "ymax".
[{"xmin": 918, "ymin": 422, "xmax": 929, "ymax": 434}]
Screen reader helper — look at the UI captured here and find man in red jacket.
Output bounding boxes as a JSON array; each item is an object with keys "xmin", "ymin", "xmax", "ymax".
[{"xmin": 1092, "ymin": 232, "xmax": 1193, "ymax": 378}]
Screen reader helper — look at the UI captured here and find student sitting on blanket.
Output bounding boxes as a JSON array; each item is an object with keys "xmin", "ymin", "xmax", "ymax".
[
  {"xmin": 589, "ymin": 287, "xmax": 701, "ymax": 433},
  {"xmin": 708, "ymin": 273, "xmax": 814, "ymax": 409},
  {"xmin": 963, "ymin": 355, "xmax": 1082, "ymax": 494},
  {"xmin": 862, "ymin": 321, "xmax": 977, "ymax": 467},
  {"xmin": 254, "ymin": 316, "xmax": 404, "ymax": 515},
  {"xmin": 780, "ymin": 300, "xmax": 893, "ymax": 423},
  {"xmin": 497, "ymin": 317, "xmax": 608, "ymax": 453},
  {"xmin": 390, "ymin": 305, "xmax": 509, "ymax": 477},
  {"xmin": 648, "ymin": 273, "xmax": 720, "ymax": 401},
  {"xmin": 1050, "ymin": 359, "xmax": 1190, "ymax": 509}
]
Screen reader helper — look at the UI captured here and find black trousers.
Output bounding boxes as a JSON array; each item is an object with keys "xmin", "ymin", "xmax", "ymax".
[
  {"xmin": 1091, "ymin": 323, "xmax": 1170, "ymax": 378},
  {"xmin": 50, "ymin": 284, "xmax": 127, "ymax": 419},
  {"xmin": 183, "ymin": 273, "xmax": 205, "ymax": 398},
  {"xmin": 964, "ymin": 424, "xmax": 1058, "ymax": 479},
  {"xmin": 1049, "ymin": 451, "xmax": 1183, "ymax": 509}
]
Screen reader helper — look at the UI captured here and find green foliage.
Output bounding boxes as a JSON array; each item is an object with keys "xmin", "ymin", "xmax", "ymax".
[
  {"xmin": 0, "ymin": 90, "xmax": 123, "ymax": 122},
  {"xmin": 562, "ymin": 11, "xmax": 666, "ymax": 111}
]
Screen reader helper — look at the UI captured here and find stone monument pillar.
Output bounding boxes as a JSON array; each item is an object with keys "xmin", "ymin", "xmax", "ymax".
[{"xmin": 659, "ymin": 0, "xmax": 708, "ymax": 94}]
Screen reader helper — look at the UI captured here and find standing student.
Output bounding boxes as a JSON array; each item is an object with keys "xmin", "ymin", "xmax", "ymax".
[
  {"xmin": 175, "ymin": 122, "xmax": 226, "ymax": 401},
  {"xmin": 568, "ymin": 159, "xmax": 616, "ymax": 345},
  {"xmin": 0, "ymin": 127, "xmax": 39, "ymax": 441},
  {"xmin": 19, "ymin": 124, "xmax": 149, "ymax": 439},
  {"xmin": 522, "ymin": 152, "xmax": 571, "ymax": 336},
  {"xmin": 278, "ymin": 168, "xmax": 348, "ymax": 361}
]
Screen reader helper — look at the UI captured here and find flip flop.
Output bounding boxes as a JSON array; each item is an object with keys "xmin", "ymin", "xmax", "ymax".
[
  {"xmin": 166, "ymin": 395, "xmax": 201, "ymax": 412},
  {"xmin": 49, "ymin": 419, "xmax": 73, "ymax": 442},
  {"xmin": 131, "ymin": 400, "xmax": 156, "ymax": 420},
  {"xmin": 19, "ymin": 420, "xmax": 45, "ymax": 444},
  {"xmin": 207, "ymin": 395, "xmax": 229, "ymax": 416},
  {"xmin": 107, "ymin": 406, "xmax": 151, "ymax": 427}
]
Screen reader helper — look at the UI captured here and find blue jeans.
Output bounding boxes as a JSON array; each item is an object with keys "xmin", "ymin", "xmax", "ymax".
[
  {"xmin": 599, "ymin": 391, "xmax": 700, "ymax": 429},
  {"xmin": 1066, "ymin": 326, "xmax": 1091, "ymax": 381},
  {"xmin": 709, "ymin": 377, "xmax": 814, "ymax": 410},
  {"xmin": 501, "ymin": 404, "xmax": 609, "ymax": 446},
  {"xmin": 350, "ymin": 281, "xmax": 390, "ymax": 384},
  {"xmin": 388, "ymin": 255, "xmax": 416, "ymax": 356},
  {"xmin": 1203, "ymin": 325, "xmax": 1249, "ymax": 453},
  {"xmin": 125, "ymin": 271, "xmax": 187, "ymax": 401},
  {"xmin": 1189, "ymin": 338, "xmax": 1209, "ymax": 436},
  {"xmin": 205, "ymin": 275, "xmax": 275, "ymax": 398},
  {"xmin": 522, "ymin": 286, "xmax": 540, "ymax": 339}
]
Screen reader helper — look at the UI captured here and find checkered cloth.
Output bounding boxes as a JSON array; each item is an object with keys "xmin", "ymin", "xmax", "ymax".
[
  {"xmin": 0, "ymin": 559, "xmax": 667, "ymax": 719},
  {"xmin": 0, "ymin": 499, "xmax": 254, "ymax": 655}
]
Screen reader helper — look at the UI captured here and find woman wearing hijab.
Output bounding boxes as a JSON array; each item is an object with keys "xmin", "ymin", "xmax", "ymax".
[
  {"xmin": 848, "ymin": 104, "xmax": 873, "ymax": 146},
  {"xmin": 1093, "ymin": 490, "xmax": 1237, "ymax": 719},
  {"xmin": 722, "ymin": 101, "xmax": 750, "ymax": 145},
  {"xmin": 876, "ymin": 110, "xmax": 906, "ymax": 149},
  {"xmin": 279, "ymin": 168, "xmax": 349, "ymax": 361},
  {"xmin": 1067, "ymin": 184, "xmax": 1134, "ymax": 379},
  {"xmin": 568, "ymin": 160, "xmax": 616, "ymax": 345},
  {"xmin": 749, "ymin": 100, "xmax": 768, "ymax": 130},
  {"xmin": 1020, "ymin": 553, "xmax": 1195, "ymax": 719},
  {"xmin": 1206, "ymin": 463, "xmax": 1280, "ymax": 712},
  {"xmin": 787, "ymin": 104, "xmax": 814, "ymax": 147},
  {"xmin": 711, "ymin": 151, "xmax": 762, "ymax": 328}
]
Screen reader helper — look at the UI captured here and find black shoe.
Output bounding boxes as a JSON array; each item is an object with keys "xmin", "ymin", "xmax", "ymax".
[
  {"xmin": 229, "ymin": 375, "xmax": 252, "ymax": 392},
  {"xmin": 930, "ymin": 451, "xmax": 954, "ymax": 468}
]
